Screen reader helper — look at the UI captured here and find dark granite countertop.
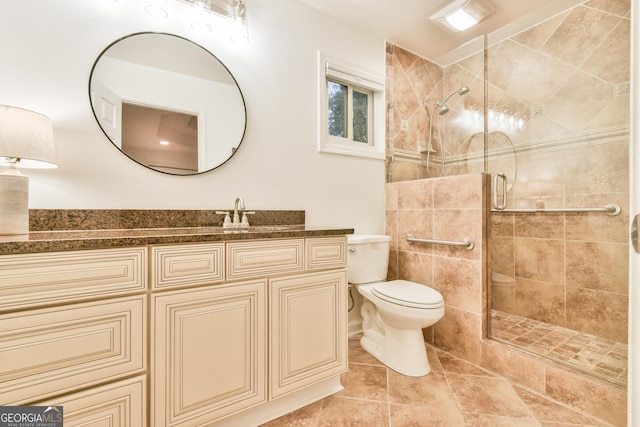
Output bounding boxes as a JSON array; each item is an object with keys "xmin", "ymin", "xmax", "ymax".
[
  {"xmin": 0, "ymin": 209, "xmax": 354, "ymax": 255},
  {"xmin": 0, "ymin": 225, "xmax": 354, "ymax": 255}
]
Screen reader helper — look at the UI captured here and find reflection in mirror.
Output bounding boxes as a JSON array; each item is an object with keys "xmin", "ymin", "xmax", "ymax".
[{"xmin": 89, "ymin": 32, "xmax": 246, "ymax": 175}]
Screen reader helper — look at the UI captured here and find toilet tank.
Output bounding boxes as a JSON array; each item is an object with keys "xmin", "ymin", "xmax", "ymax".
[{"xmin": 347, "ymin": 234, "xmax": 392, "ymax": 284}]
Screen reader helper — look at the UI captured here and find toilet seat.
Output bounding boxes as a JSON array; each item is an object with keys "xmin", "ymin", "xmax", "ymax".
[{"xmin": 371, "ymin": 280, "xmax": 444, "ymax": 309}]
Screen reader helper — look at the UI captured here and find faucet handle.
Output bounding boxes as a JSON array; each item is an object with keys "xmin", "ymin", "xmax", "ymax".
[
  {"xmin": 241, "ymin": 211, "xmax": 255, "ymax": 227},
  {"xmin": 215, "ymin": 211, "xmax": 232, "ymax": 228}
]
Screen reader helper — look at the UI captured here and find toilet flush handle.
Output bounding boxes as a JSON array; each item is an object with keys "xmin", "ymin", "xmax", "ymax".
[{"xmin": 348, "ymin": 248, "xmax": 356, "ymax": 253}]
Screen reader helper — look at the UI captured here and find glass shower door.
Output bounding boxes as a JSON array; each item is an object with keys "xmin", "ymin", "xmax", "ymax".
[{"xmin": 485, "ymin": 0, "xmax": 631, "ymax": 387}]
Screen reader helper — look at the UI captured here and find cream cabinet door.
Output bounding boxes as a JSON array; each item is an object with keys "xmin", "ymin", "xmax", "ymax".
[
  {"xmin": 269, "ymin": 270, "xmax": 348, "ymax": 399},
  {"xmin": 152, "ymin": 280, "xmax": 267, "ymax": 427},
  {"xmin": 36, "ymin": 375, "xmax": 146, "ymax": 427}
]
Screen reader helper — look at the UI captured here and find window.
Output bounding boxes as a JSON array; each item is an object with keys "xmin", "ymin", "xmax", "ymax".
[{"xmin": 318, "ymin": 53, "xmax": 385, "ymax": 159}]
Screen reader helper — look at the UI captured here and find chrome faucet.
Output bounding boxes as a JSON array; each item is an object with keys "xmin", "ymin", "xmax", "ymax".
[
  {"xmin": 216, "ymin": 197, "xmax": 253, "ymax": 229},
  {"xmin": 233, "ymin": 197, "xmax": 245, "ymax": 224}
]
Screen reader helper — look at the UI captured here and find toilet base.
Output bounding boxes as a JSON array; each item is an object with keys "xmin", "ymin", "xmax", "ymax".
[{"xmin": 360, "ymin": 325, "xmax": 431, "ymax": 377}]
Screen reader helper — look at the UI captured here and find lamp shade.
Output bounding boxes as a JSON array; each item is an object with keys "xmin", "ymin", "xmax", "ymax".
[{"xmin": 0, "ymin": 105, "xmax": 57, "ymax": 169}]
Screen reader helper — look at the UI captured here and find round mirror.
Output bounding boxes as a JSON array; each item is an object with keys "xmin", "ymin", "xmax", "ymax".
[{"xmin": 89, "ymin": 32, "xmax": 246, "ymax": 175}]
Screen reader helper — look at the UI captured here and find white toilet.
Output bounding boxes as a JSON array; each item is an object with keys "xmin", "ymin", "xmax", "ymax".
[{"xmin": 348, "ymin": 234, "xmax": 444, "ymax": 377}]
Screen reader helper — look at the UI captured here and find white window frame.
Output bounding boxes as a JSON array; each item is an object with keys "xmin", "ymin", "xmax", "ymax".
[{"xmin": 317, "ymin": 52, "xmax": 385, "ymax": 160}]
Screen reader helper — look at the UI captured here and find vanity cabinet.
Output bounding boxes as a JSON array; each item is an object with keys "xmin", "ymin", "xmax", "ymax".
[
  {"xmin": 152, "ymin": 236, "xmax": 347, "ymax": 426},
  {"xmin": 0, "ymin": 234, "xmax": 347, "ymax": 427}
]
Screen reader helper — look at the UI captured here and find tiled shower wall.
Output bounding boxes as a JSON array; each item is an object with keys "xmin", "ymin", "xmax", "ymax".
[
  {"xmin": 386, "ymin": 175, "xmax": 627, "ymax": 426},
  {"xmin": 486, "ymin": 0, "xmax": 631, "ymax": 343},
  {"xmin": 385, "ymin": 41, "xmax": 484, "ymax": 182},
  {"xmin": 386, "ymin": 0, "xmax": 631, "ymax": 343},
  {"xmin": 385, "ymin": 174, "xmax": 488, "ymax": 362}
]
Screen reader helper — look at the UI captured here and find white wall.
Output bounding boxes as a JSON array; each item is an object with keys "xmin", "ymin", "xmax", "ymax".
[{"xmin": 0, "ymin": 0, "xmax": 386, "ymax": 233}]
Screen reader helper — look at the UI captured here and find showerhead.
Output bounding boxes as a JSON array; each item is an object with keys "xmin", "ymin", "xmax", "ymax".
[
  {"xmin": 436, "ymin": 103, "xmax": 450, "ymax": 115},
  {"xmin": 435, "ymin": 86, "xmax": 470, "ymax": 115}
]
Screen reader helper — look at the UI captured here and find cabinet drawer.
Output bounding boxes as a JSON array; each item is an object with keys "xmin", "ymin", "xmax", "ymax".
[
  {"xmin": 0, "ymin": 247, "xmax": 147, "ymax": 311},
  {"xmin": 306, "ymin": 237, "xmax": 347, "ymax": 270},
  {"xmin": 0, "ymin": 296, "xmax": 146, "ymax": 405},
  {"xmin": 227, "ymin": 239, "xmax": 304, "ymax": 280},
  {"xmin": 36, "ymin": 375, "xmax": 146, "ymax": 427},
  {"xmin": 151, "ymin": 243, "xmax": 224, "ymax": 290}
]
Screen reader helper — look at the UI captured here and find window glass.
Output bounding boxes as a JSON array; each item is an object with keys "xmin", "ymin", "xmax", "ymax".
[
  {"xmin": 318, "ymin": 52, "xmax": 384, "ymax": 160},
  {"xmin": 353, "ymin": 90, "xmax": 369, "ymax": 144},
  {"xmin": 328, "ymin": 80, "xmax": 347, "ymax": 138}
]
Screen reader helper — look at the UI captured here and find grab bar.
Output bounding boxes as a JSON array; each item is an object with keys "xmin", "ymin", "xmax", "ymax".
[
  {"xmin": 491, "ymin": 172, "xmax": 621, "ymax": 216},
  {"xmin": 406, "ymin": 234, "xmax": 475, "ymax": 250},
  {"xmin": 490, "ymin": 204, "xmax": 621, "ymax": 216}
]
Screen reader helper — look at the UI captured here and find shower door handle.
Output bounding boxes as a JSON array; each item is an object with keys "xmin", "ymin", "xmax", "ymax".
[{"xmin": 493, "ymin": 172, "xmax": 507, "ymax": 211}]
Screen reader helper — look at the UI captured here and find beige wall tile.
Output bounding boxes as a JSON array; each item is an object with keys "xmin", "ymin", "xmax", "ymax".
[
  {"xmin": 564, "ymin": 141, "xmax": 629, "ymax": 195},
  {"xmin": 490, "ymin": 213, "xmax": 514, "ymax": 237},
  {"xmin": 433, "ymin": 209, "xmax": 483, "ymax": 261},
  {"xmin": 566, "ymin": 241, "xmax": 629, "ymax": 294},
  {"xmin": 398, "ymin": 209, "xmax": 434, "ymax": 254},
  {"xmin": 566, "ymin": 287, "xmax": 628, "ymax": 342},
  {"xmin": 398, "ymin": 179, "xmax": 433, "ymax": 210},
  {"xmin": 510, "ymin": 12, "xmax": 569, "ymax": 50},
  {"xmin": 490, "ymin": 236, "xmax": 514, "ymax": 276},
  {"xmin": 514, "ymin": 212, "xmax": 564, "ymax": 239},
  {"xmin": 514, "ymin": 278, "xmax": 565, "ymax": 326},
  {"xmin": 565, "ymin": 193, "xmax": 629, "ymax": 243},
  {"xmin": 434, "ymin": 256, "xmax": 483, "ymax": 315},
  {"xmin": 585, "ymin": 0, "xmax": 631, "ymax": 17},
  {"xmin": 398, "ymin": 250, "xmax": 433, "ymax": 285},
  {"xmin": 385, "ymin": 182, "xmax": 398, "ymax": 210},
  {"xmin": 541, "ymin": 6, "xmax": 621, "ymax": 68},
  {"xmin": 386, "ymin": 209, "xmax": 398, "ymax": 251},
  {"xmin": 514, "ymin": 238, "xmax": 564, "ymax": 284},
  {"xmin": 434, "ymin": 307, "xmax": 483, "ymax": 365},
  {"xmin": 546, "ymin": 366, "xmax": 627, "ymax": 426},
  {"xmin": 581, "ymin": 18, "xmax": 630, "ymax": 84},
  {"xmin": 433, "ymin": 174, "xmax": 484, "ymax": 208},
  {"xmin": 481, "ymin": 341, "xmax": 547, "ymax": 394}
]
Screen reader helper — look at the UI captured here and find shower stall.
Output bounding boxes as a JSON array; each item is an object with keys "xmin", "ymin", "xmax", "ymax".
[
  {"xmin": 385, "ymin": 0, "xmax": 630, "ymax": 389},
  {"xmin": 485, "ymin": 0, "xmax": 630, "ymax": 388}
]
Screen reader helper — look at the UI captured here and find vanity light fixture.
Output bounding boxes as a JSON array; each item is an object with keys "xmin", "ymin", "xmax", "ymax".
[
  {"xmin": 430, "ymin": 0, "xmax": 494, "ymax": 32},
  {"xmin": 0, "ymin": 106, "xmax": 57, "ymax": 235},
  {"xmin": 178, "ymin": 0, "xmax": 248, "ymax": 42},
  {"xmin": 189, "ymin": 0, "xmax": 213, "ymax": 32},
  {"xmin": 145, "ymin": 0, "xmax": 170, "ymax": 18},
  {"xmin": 230, "ymin": 0, "xmax": 248, "ymax": 44}
]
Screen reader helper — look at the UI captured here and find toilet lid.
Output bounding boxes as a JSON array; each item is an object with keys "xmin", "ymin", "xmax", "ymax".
[{"xmin": 372, "ymin": 280, "xmax": 444, "ymax": 309}]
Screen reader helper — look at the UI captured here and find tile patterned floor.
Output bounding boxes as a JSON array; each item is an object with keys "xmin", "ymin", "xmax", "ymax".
[
  {"xmin": 490, "ymin": 310, "xmax": 628, "ymax": 387},
  {"xmin": 261, "ymin": 337, "xmax": 612, "ymax": 426}
]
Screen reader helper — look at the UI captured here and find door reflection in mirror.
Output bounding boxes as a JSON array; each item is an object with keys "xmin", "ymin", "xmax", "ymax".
[{"xmin": 122, "ymin": 103, "xmax": 198, "ymax": 174}]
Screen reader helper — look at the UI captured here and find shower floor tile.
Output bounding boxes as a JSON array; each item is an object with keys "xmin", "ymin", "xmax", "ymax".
[{"xmin": 490, "ymin": 310, "xmax": 628, "ymax": 387}]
